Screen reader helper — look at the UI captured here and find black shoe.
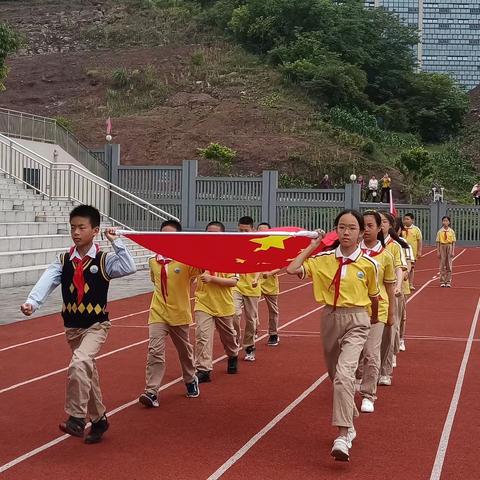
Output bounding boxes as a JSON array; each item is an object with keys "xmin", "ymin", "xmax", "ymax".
[
  {"xmin": 84, "ymin": 415, "xmax": 109, "ymax": 444},
  {"xmin": 196, "ymin": 370, "xmax": 211, "ymax": 383},
  {"xmin": 227, "ymin": 356, "xmax": 238, "ymax": 374},
  {"xmin": 139, "ymin": 392, "xmax": 159, "ymax": 408},
  {"xmin": 267, "ymin": 335, "xmax": 279, "ymax": 346},
  {"xmin": 185, "ymin": 376, "xmax": 200, "ymax": 398},
  {"xmin": 59, "ymin": 415, "xmax": 86, "ymax": 437}
]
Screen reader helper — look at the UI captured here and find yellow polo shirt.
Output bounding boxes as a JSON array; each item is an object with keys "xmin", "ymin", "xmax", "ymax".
[
  {"xmin": 235, "ymin": 273, "xmax": 261, "ymax": 297},
  {"xmin": 385, "ymin": 236, "xmax": 408, "ymax": 270},
  {"xmin": 148, "ymin": 257, "xmax": 201, "ymax": 326},
  {"xmin": 260, "ymin": 274, "xmax": 280, "ymax": 296},
  {"xmin": 436, "ymin": 228, "xmax": 456, "ymax": 244},
  {"xmin": 402, "ymin": 225, "xmax": 422, "ymax": 259},
  {"xmin": 361, "ymin": 242, "xmax": 396, "ymax": 323},
  {"xmin": 301, "ymin": 247, "xmax": 379, "ymax": 308},
  {"xmin": 194, "ymin": 273, "xmax": 238, "ymax": 318}
]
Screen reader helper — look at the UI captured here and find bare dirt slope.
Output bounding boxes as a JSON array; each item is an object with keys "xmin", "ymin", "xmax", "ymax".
[{"xmin": 0, "ymin": 0, "xmax": 337, "ymax": 176}]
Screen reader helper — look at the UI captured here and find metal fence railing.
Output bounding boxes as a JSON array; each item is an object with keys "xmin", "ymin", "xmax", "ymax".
[
  {"xmin": 113, "ymin": 160, "xmax": 480, "ymax": 244},
  {"xmin": 0, "ymin": 134, "xmax": 178, "ymax": 230},
  {"xmin": 0, "ymin": 108, "xmax": 110, "ymax": 179}
]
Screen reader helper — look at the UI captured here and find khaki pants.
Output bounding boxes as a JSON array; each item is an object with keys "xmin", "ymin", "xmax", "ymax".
[
  {"xmin": 233, "ymin": 291, "xmax": 259, "ymax": 349},
  {"xmin": 65, "ymin": 321, "xmax": 110, "ymax": 421},
  {"xmin": 359, "ymin": 322, "xmax": 385, "ymax": 402},
  {"xmin": 393, "ymin": 295, "xmax": 406, "ymax": 355},
  {"xmin": 145, "ymin": 322, "xmax": 196, "ymax": 396},
  {"xmin": 321, "ymin": 307, "xmax": 370, "ymax": 428},
  {"xmin": 439, "ymin": 244, "xmax": 453, "ymax": 284},
  {"xmin": 380, "ymin": 295, "xmax": 403, "ymax": 377},
  {"xmin": 194, "ymin": 310, "xmax": 239, "ymax": 372},
  {"xmin": 263, "ymin": 294, "xmax": 279, "ymax": 335}
]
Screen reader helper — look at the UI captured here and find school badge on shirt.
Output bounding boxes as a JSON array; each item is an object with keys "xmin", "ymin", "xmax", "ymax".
[
  {"xmin": 357, "ymin": 271, "xmax": 365, "ymax": 279},
  {"xmin": 90, "ymin": 265, "xmax": 99, "ymax": 274}
]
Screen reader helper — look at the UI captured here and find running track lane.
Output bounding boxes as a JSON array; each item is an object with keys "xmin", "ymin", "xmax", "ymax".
[
  {"xmin": 199, "ymin": 251, "xmax": 480, "ymax": 479},
  {"xmin": 0, "ymin": 277, "xmax": 318, "ymax": 467},
  {"xmin": 0, "ymin": 249, "xmax": 445, "ymax": 478},
  {"xmin": 0, "ymin": 277, "xmax": 307, "ymax": 390}
]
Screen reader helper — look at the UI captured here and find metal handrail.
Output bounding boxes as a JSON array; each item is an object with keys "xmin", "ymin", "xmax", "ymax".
[
  {"xmin": 0, "ymin": 133, "xmax": 179, "ymax": 229},
  {"xmin": 0, "ymin": 107, "xmax": 109, "ymax": 179}
]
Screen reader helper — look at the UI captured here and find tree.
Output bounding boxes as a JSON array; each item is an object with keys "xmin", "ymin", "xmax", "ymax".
[
  {"xmin": 0, "ymin": 24, "xmax": 20, "ymax": 91},
  {"xmin": 404, "ymin": 72, "xmax": 470, "ymax": 142}
]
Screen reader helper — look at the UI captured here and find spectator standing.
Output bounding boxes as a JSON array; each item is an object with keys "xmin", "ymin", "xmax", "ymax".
[
  {"xmin": 319, "ymin": 174, "xmax": 333, "ymax": 189},
  {"xmin": 471, "ymin": 182, "xmax": 480, "ymax": 205},
  {"xmin": 380, "ymin": 174, "xmax": 391, "ymax": 203},
  {"xmin": 366, "ymin": 175, "xmax": 378, "ymax": 202}
]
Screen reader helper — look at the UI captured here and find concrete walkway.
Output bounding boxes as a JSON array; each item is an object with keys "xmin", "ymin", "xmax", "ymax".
[{"xmin": 0, "ymin": 270, "xmax": 153, "ymax": 325}]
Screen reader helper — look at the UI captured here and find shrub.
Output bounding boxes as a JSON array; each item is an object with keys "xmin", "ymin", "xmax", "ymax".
[{"xmin": 198, "ymin": 142, "xmax": 236, "ymax": 166}]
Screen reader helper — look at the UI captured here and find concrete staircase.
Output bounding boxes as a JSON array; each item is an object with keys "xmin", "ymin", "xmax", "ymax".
[{"xmin": 0, "ymin": 174, "xmax": 152, "ymax": 288}]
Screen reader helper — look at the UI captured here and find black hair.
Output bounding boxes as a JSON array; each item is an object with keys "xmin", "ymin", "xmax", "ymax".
[
  {"xmin": 238, "ymin": 216, "xmax": 254, "ymax": 227},
  {"xmin": 363, "ymin": 210, "xmax": 386, "ymax": 247},
  {"xmin": 328, "ymin": 209, "xmax": 364, "ymax": 250},
  {"xmin": 206, "ymin": 221, "xmax": 225, "ymax": 232},
  {"xmin": 257, "ymin": 222, "xmax": 272, "ymax": 229},
  {"xmin": 379, "ymin": 211, "xmax": 409, "ymax": 249},
  {"xmin": 404, "ymin": 212, "xmax": 414, "ymax": 220},
  {"xmin": 334, "ymin": 209, "xmax": 365, "ymax": 230},
  {"xmin": 161, "ymin": 220, "xmax": 182, "ymax": 231},
  {"xmin": 69, "ymin": 205, "xmax": 100, "ymax": 228}
]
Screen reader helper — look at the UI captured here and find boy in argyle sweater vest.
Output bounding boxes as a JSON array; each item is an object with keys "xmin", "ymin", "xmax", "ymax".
[{"xmin": 21, "ymin": 205, "xmax": 136, "ymax": 443}]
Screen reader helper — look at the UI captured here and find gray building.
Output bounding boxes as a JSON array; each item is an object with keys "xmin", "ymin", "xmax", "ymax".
[{"xmin": 366, "ymin": 0, "xmax": 480, "ymax": 90}]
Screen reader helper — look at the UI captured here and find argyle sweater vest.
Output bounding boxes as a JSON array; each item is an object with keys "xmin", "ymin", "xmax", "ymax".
[{"xmin": 60, "ymin": 250, "xmax": 110, "ymax": 328}]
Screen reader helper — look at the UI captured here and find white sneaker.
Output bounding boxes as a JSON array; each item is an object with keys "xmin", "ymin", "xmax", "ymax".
[
  {"xmin": 361, "ymin": 398, "xmax": 374, "ymax": 413},
  {"xmin": 399, "ymin": 339, "xmax": 406, "ymax": 352},
  {"xmin": 378, "ymin": 375, "xmax": 392, "ymax": 386},
  {"xmin": 392, "ymin": 355, "xmax": 397, "ymax": 368},
  {"xmin": 331, "ymin": 436, "xmax": 350, "ymax": 462},
  {"xmin": 244, "ymin": 352, "xmax": 256, "ymax": 362}
]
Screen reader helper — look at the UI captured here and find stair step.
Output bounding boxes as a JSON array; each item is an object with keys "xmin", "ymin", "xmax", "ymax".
[{"xmin": 0, "ymin": 222, "xmax": 68, "ymax": 236}]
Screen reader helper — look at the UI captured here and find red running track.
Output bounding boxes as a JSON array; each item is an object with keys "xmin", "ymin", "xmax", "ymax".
[{"xmin": 0, "ymin": 247, "xmax": 479, "ymax": 480}]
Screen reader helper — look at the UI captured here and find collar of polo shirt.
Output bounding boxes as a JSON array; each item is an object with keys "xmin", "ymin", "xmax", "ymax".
[
  {"xmin": 335, "ymin": 245, "xmax": 362, "ymax": 261},
  {"xmin": 360, "ymin": 240, "xmax": 382, "ymax": 252}
]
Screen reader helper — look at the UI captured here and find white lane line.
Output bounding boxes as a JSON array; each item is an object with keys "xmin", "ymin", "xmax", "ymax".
[
  {"xmin": 406, "ymin": 335, "xmax": 480, "ymax": 343},
  {"xmin": 429, "ymin": 295, "xmax": 480, "ymax": 480},
  {"xmin": 0, "ymin": 282, "xmax": 313, "ymax": 394},
  {"xmin": 1, "ymin": 276, "xmax": 308, "ymax": 352},
  {"xmin": 0, "ymin": 305, "xmax": 323, "ymax": 474},
  {"xmin": 206, "ymin": 373, "xmax": 329, "ymax": 480}
]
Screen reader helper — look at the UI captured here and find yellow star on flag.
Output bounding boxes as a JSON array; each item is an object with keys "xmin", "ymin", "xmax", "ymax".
[
  {"xmin": 236, "ymin": 258, "xmax": 246, "ymax": 264},
  {"xmin": 250, "ymin": 235, "xmax": 290, "ymax": 252}
]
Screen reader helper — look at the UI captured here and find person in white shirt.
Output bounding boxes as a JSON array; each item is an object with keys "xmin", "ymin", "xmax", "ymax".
[
  {"xmin": 366, "ymin": 175, "xmax": 378, "ymax": 202},
  {"xmin": 471, "ymin": 182, "xmax": 480, "ymax": 205}
]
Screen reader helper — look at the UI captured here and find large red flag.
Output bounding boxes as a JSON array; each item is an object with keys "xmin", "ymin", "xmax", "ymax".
[{"xmin": 121, "ymin": 228, "xmax": 337, "ymax": 273}]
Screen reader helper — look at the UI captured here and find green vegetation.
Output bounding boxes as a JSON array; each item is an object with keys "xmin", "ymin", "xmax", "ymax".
[
  {"xmin": 106, "ymin": 66, "xmax": 170, "ymax": 115},
  {"xmin": 0, "ymin": 23, "xmax": 21, "ymax": 91},
  {"xmin": 198, "ymin": 142, "xmax": 236, "ymax": 174},
  {"xmin": 87, "ymin": 0, "xmax": 478, "ymax": 201}
]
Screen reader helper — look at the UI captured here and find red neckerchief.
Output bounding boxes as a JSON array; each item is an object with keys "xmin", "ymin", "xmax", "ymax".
[
  {"xmin": 361, "ymin": 246, "xmax": 384, "ymax": 258},
  {"xmin": 156, "ymin": 255, "xmax": 172, "ymax": 302},
  {"xmin": 70, "ymin": 244, "xmax": 100, "ymax": 305},
  {"xmin": 443, "ymin": 228, "xmax": 448, "ymax": 242},
  {"xmin": 329, "ymin": 257, "xmax": 353, "ymax": 309}
]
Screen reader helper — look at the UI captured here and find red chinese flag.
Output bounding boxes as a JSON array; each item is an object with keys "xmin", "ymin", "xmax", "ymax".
[{"xmin": 122, "ymin": 228, "xmax": 337, "ymax": 273}]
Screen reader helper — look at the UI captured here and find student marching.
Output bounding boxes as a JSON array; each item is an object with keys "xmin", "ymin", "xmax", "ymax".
[{"xmin": 20, "ymin": 205, "xmax": 137, "ymax": 443}]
